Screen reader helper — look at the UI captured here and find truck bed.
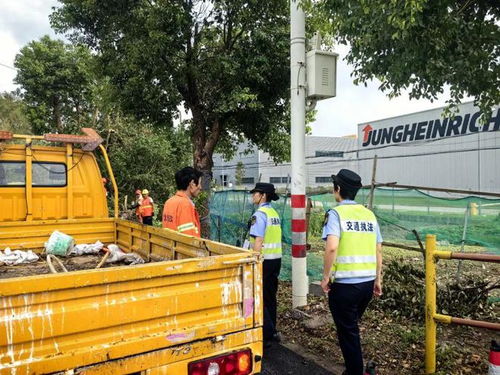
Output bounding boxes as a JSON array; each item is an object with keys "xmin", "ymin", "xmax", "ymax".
[{"xmin": 0, "ymin": 219, "xmax": 263, "ymax": 374}]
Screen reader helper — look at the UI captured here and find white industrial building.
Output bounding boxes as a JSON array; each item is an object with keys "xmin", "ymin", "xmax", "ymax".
[
  {"xmin": 213, "ymin": 101, "xmax": 500, "ymax": 193},
  {"xmin": 212, "ymin": 136, "xmax": 357, "ymax": 189}
]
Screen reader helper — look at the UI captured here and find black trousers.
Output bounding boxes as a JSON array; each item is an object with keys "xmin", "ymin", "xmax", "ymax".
[
  {"xmin": 263, "ymin": 258, "xmax": 281, "ymax": 341},
  {"xmin": 328, "ymin": 280, "xmax": 374, "ymax": 375},
  {"xmin": 142, "ymin": 216, "xmax": 153, "ymax": 225}
]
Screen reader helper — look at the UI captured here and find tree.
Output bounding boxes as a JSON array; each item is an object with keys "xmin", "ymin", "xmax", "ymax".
[
  {"xmin": 235, "ymin": 161, "xmax": 245, "ymax": 186},
  {"xmin": 306, "ymin": 0, "xmax": 500, "ymax": 115},
  {"xmin": 51, "ymin": 0, "xmax": 291, "ymax": 189},
  {"xmin": 100, "ymin": 118, "xmax": 192, "ymax": 213},
  {"xmin": 0, "ymin": 92, "xmax": 31, "ymax": 134},
  {"xmin": 14, "ymin": 35, "xmax": 95, "ymax": 134}
]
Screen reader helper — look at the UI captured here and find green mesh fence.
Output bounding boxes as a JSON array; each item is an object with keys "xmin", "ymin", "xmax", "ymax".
[
  {"xmin": 210, "ymin": 188, "xmax": 500, "ymax": 281},
  {"xmin": 311, "ymin": 188, "xmax": 500, "ymax": 254}
]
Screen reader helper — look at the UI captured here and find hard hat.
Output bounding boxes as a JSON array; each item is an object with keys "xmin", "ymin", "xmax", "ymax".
[
  {"xmin": 135, "ymin": 189, "xmax": 141, "ymax": 195},
  {"xmin": 142, "ymin": 189, "xmax": 149, "ymax": 195}
]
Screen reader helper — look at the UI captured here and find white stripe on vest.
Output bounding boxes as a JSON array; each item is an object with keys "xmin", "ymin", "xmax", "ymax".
[
  {"xmin": 263, "ymin": 243, "xmax": 282, "ymax": 249},
  {"xmin": 334, "ymin": 269, "xmax": 377, "ymax": 278},
  {"xmin": 336, "ymin": 255, "xmax": 377, "ymax": 264}
]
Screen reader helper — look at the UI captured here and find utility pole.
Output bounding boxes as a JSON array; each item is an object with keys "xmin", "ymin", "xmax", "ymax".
[{"xmin": 290, "ymin": 0, "xmax": 308, "ymax": 308}]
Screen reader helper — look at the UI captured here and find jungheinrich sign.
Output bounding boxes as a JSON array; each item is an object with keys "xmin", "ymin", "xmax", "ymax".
[{"xmin": 360, "ymin": 107, "xmax": 500, "ymax": 148}]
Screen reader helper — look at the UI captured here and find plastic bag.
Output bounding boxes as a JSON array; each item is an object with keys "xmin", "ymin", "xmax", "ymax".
[
  {"xmin": 45, "ymin": 231, "xmax": 75, "ymax": 256},
  {"xmin": 106, "ymin": 244, "xmax": 144, "ymax": 265},
  {"xmin": 69, "ymin": 241, "xmax": 104, "ymax": 256},
  {"xmin": 0, "ymin": 248, "xmax": 39, "ymax": 265}
]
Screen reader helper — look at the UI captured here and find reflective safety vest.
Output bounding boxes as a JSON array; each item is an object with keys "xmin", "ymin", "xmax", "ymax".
[
  {"xmin": 249, "ymin": 205, "xmax": 282, "ymax": 260},
  {"xmin": 135, "ymin": 197, "xmax": 143, "ymax": 217},
  {"xmin": 331, "ymin": 204, "xmax": 377, "ymax": 279},
  {"xmin": 141, "ymin": 197, "xmax": 154, "ymax": 217},
  {"xmin": 162, "ymin": 192, "xmax": 201, "ymax": 237}
]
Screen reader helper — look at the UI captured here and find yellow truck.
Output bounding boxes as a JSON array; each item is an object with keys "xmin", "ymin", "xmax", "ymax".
[{"xmin": 0, "ymin": 129, "xmax": 263, "ymax": 374}]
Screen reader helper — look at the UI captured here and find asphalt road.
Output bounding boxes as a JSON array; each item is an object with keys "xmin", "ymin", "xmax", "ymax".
[{"xmin": 261, "ymin": 343, "xmax": 337, "ymax": 375}]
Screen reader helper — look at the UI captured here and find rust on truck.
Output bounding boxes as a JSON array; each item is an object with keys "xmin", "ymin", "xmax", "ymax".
[{"xmin": 0, "ymin": 130, "xmax": 263, "ymax": 374}]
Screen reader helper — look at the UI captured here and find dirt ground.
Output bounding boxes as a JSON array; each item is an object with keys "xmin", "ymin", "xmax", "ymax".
[
  {"xmin": 276, "ymin": 246, "xmax": 500, "ymax": 375},
  {"xmin": 0, "ymin": 253, "xmax": 128, "ymax": 279}
]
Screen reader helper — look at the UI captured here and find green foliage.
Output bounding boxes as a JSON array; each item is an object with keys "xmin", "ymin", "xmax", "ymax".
[
  {"xmin": 396, "ymin": 325, "xmax": 425, "ymax": 347},
  {"xmin": 234, "ymin": 161, "xmax": 245, "ymax": 186},
  {"xmin": 12, "ymin": 34, "xmax": 192, "ymax": 209},
  {"xmin": 14, "ymin": 36, "xmax": 95, "ymax": 134},
  {"xmin": 98, "ymin": 118, "xmax": 191, "ymax": 212},
  {"xmin": 51, "ymin": 0, "xmax": 292, "ymax": 176},
  {"xmin": 0, "ymin": 92, "xmax": 31, "ymax": 134},
  {"xmin": 308, "ymin": 208, "xmax": 326, "ymax": 238},
  {"xmin": 373, "ymin": 259, "xmax": 497, "ymax": 321},
  {"xmin": 305, "ymin": 0, "xmax": 500, "ymax": 116}
]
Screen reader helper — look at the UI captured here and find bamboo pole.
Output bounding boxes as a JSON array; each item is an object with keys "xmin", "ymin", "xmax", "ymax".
[{"xmin": 363, "ymin": 183, "xmax": 500, "ymax": 198}]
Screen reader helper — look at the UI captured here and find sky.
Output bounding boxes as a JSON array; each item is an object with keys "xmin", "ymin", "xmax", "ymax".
[{"xmin": 0, "ymin": 0, "xmax": 466, "ymax": 138}]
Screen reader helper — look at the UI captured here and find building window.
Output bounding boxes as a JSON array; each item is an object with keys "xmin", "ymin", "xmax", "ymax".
[
  {"xmin": 0, "ymin": 161, "xmax": 67, "ymax": 187},
  {"xmin": 315, "ymin": 176, "xmax": 332, "ymax": 183},
  {"xmin": 315, "ymin": 151, "xmax": 344, "ymax": 158},
  {"xmin": 270, "ymin": 176, "xmax": 290, "ymax": 184},
  {"xmin": 220, "ymin": 174, "xmax": 228, "ymax": 187},
  {"xmin": 241, "ymin": 177, "xmax": 255, "ymax": 184}
]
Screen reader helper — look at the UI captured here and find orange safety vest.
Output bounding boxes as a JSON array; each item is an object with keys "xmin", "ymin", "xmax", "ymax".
[
  {"xmin": 141, "ymin": 196, "xmax": 154, "ymax": 217},
  {"xmin": 162, "ymin": 191, "xmax": 201, "ymax": 237},
  {"xmin": 135, "ymin": 197, "xmax": 143, "ymax": 217}
]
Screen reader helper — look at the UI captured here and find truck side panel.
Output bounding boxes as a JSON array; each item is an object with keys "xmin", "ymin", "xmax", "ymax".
[
  {"xmin": 0, "ymin": 218, "xmax": 115, "ymax": 251},
  {"xmin": 115, "ymin": 220, "xmax": 245, "ymax": 261},
  {"xmin": 0, "ymin": 222, "xmax": 260, "ymax": 374},
  {"xmin": 76, "ymin": 328, "xmax": 262, "ymax": 375}
]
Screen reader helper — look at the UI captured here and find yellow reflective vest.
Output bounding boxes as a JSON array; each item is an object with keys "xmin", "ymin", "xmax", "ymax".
[
  {"xmin": 249, "ymin": 205, "xmax": 282, "ymax": 260},
  {"xmin": 331, "ymin": 204, "xmax": 377, "ymax": 279}
]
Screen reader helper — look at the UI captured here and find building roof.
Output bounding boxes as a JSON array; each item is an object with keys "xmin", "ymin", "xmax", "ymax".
[{"xmin": 305, "ymin": 136, "xmax": 357, "ymax": 157}]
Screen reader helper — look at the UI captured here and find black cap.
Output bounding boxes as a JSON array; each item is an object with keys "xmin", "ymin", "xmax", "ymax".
[
  {"xmin": 331, "ymin": 169, "xmax": 363, "ymax": 189},
  {"xmin": 250, "ymin": 182, "xmax": 279, "ymax": 201}
]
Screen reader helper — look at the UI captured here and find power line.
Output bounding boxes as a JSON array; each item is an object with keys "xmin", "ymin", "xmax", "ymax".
[
  {"xmin": 214, "ymin": 144, "xmax": 500, "ymax": 171},
  {"xmin": 214, "ymin": 129, "xmax": 500, "ymax": 170},
  {"xmin": 214, "ymin": 116, "xmax": 500, "ymax": 171},
  {"xmin": 0, "ymin": 62, "xmax": 16, "ymax": 71}
]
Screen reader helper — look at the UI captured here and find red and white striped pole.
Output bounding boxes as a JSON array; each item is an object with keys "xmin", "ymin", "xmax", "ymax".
[{"xmin": 290, "ymin": 0, "xmax": 308, "ymax": 308}]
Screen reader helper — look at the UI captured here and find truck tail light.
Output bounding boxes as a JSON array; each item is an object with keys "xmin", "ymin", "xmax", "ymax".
[{"xmin": 188, "ymin": 349, "xmax": 252, "ymax": 375}]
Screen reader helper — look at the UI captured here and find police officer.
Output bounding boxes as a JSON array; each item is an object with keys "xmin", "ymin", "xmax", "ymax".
[
  {"xmin": 248, "ymin": 182, "xmax": 282, "ymax": 347},
  {"xmin": 321, "ymin": 169, "xmax": 383, "ymax": 375}
]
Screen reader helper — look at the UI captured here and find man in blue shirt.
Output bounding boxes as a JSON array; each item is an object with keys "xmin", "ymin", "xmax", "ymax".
[{"xmin": 321, "ymin": 169, "xmax": 383, "ymax": 375}]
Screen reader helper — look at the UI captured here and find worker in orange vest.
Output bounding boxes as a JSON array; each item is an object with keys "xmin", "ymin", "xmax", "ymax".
[
  {"xmin": 130, "ymin": 189, "xmax": 143, "ymax": 223},
  {"xmin": 162, "ymin": 167, "xmax": 202, "ymax": 237},
  {"xmin": 140, "ymin": 189, "xmax": 154, "ymax": 225}
]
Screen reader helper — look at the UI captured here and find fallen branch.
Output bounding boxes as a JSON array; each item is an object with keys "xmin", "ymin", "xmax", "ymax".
[
  {"xmin": 46, "ymin": 254, "xmax": 68, "ymax": 274},
  {"xmin": 95, "ymin": 251, "xmax": 110, "ymax": 269}
]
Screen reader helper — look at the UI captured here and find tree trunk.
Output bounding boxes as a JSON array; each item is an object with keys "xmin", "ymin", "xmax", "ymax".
[
  {"xmin": 191, "ymin": 112, "xmax": 222, "ymax": 239},
  {"xmin": 192, "ymin": 122, "xmax": 212, "ymax": 239},
  {"xmin": 53, "ymin": 96, "xmax": 63, "ymax": 132}
]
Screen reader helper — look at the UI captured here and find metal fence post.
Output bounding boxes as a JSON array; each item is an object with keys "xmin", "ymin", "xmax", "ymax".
[{"xmin": 425, "ymin": 234, "xmax": 437, "ymax": 374}]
